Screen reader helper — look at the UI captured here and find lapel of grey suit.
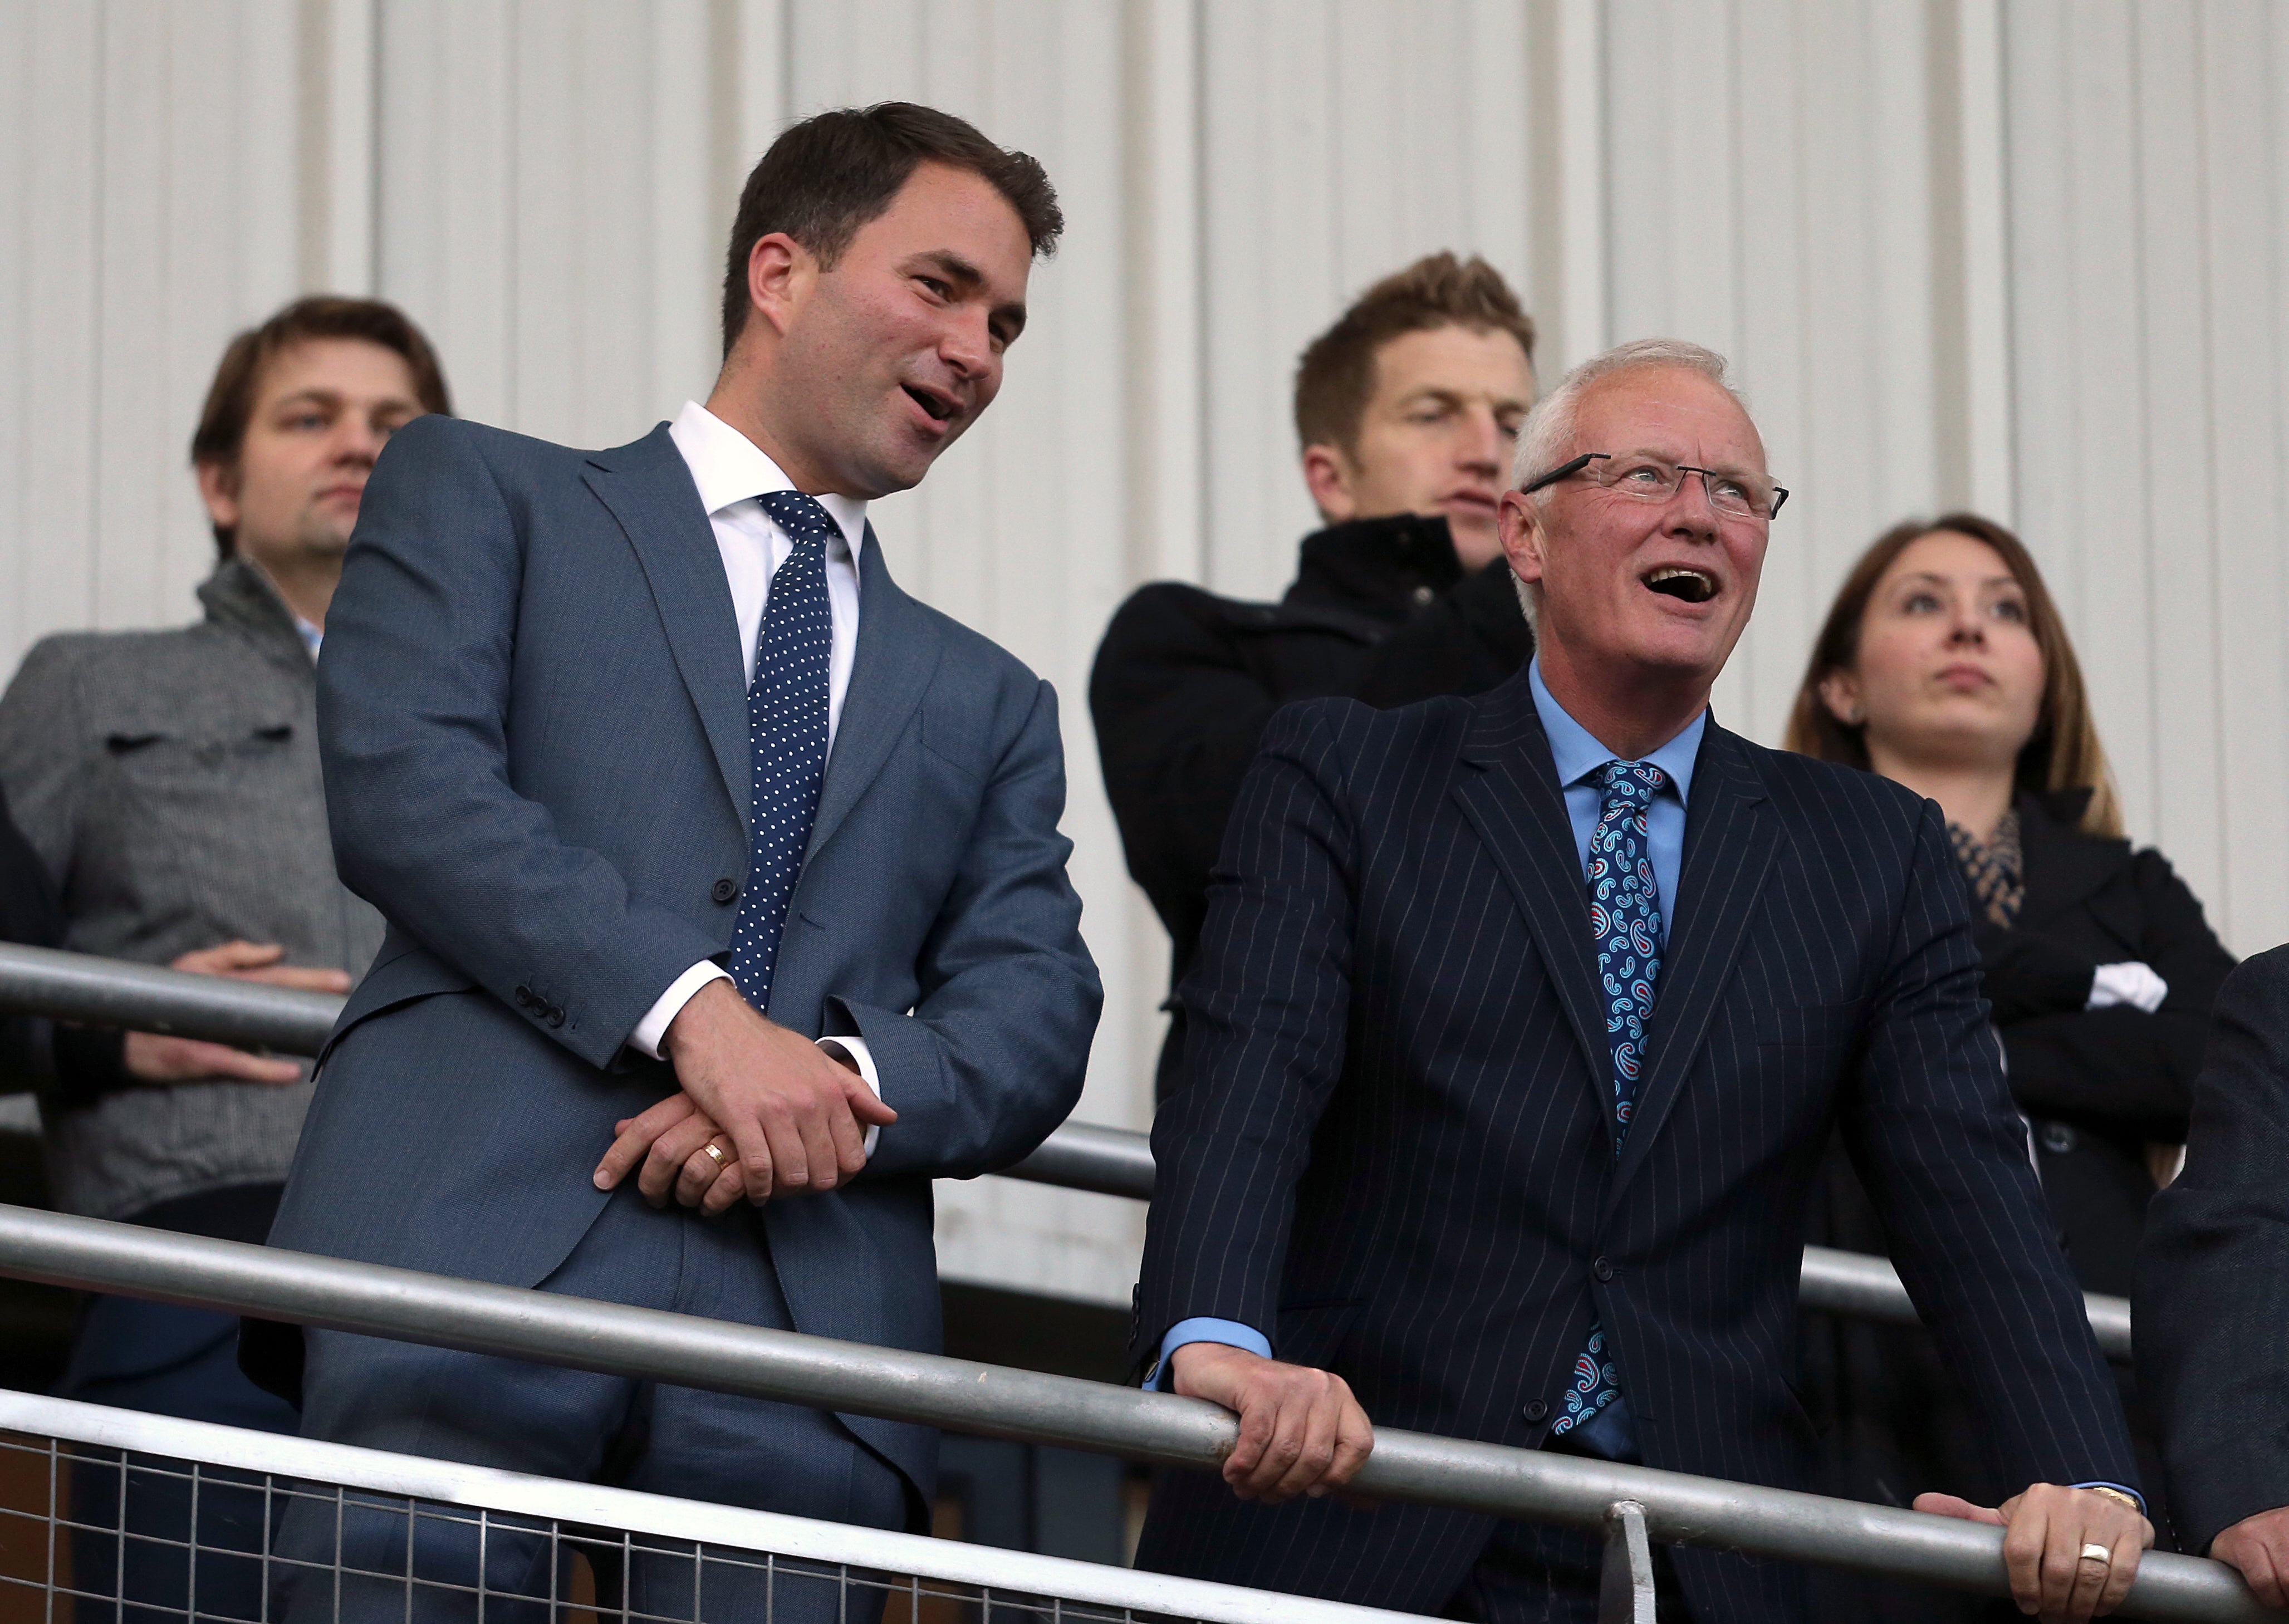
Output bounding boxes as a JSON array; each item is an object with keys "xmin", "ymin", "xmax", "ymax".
[
  {"xmin": 582, "ymin": 426, "xmax": 752, "ymax": 826},
  {"xmin": 1453, "ymin": 676, "xmax": 1610, "ymax": 1106},
  {"xmin": 805, "ymin": 526, "xmax": 943, "ymax": 865},
  {"xmin": 1604, "ymin": 723, "xmax": 1781, "ymax": 1214}
]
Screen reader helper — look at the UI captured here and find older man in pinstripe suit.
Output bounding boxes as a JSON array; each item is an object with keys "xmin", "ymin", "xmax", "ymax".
[{"xmin": 1131, "ymin": 340, "xmax": 2148, "ymax": 1624}]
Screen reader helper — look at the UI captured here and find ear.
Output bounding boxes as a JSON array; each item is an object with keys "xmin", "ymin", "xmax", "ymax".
[
  {"xmin": 1816, "ymin": 670, "xmax": 1864, "ymax": 728},
  {"xmin": 194, "ymin": 459, "xmax": 241, "ymax": 531},
  {"xmin": 1499, "ymin": 489, "xmax": 1545, "ymax": 586},
  {"xmin": 744, "ymin": 232, "xmax": 815, "ymax": 341},
  {"xmin": 1300, "ymin": 443, "xmax": 1357, "ymax": 524}
]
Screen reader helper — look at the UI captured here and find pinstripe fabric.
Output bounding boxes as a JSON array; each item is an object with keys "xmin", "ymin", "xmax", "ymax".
[{"xmin": 1131, "ymin": 666, "xmax": 2137, "ymax": 1623}]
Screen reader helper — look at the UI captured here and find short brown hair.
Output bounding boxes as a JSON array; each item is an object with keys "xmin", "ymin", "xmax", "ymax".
[
  {"xmin": 1783, "ymin": 513, "xmax": 2123, "ymax": 837},
  {"xmin": 720, "ymin": 102, "xmax": 1063, "ymax": 356},
  {"xmin": 1293, "ymin": 252, "xmax": 1537, "ymax": 454},
  {"xmin": 190, "ymin": 296, "xmax": 452, "ymax": 560}
]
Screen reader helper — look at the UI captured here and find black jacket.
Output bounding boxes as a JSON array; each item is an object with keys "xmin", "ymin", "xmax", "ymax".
[
  {"xmin": 1982, "ymin": 790, "xmax": 2232, "ymax": 1141},
  {"xmin": 1089, "ymin": 513, "xmax": 1532, "ymax": 997},
  {"xmin": 2138, "ymin": 944, "xmax": 2289, "ymax": 1554}
]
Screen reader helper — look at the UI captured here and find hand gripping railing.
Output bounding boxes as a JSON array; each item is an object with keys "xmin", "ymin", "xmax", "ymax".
[
  {"xmin": 0, "ymin": 1205, "xmax": 2267, "ymax": 1621},
  {"xmin": 0, "ymin": 942, "xmax": 2138, "ymax": 1359}
]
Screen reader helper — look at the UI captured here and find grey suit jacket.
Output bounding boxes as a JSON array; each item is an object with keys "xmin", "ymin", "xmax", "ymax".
[
  {"xmin": 0, "ymin": 558, "xmax": 383, "ymax": 1219},
  {"xmin": 265, "ymin": 415, "xmax": 1101, "ymax": 1495}
]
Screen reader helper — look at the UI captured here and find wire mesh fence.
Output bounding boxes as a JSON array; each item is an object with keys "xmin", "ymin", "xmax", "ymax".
[{"xmin": 0, "ymin": 1394, "xmax": 1415, "ymax": 1624}]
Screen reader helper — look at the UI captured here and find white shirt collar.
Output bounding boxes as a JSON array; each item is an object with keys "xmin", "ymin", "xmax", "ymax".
[{"xmin": 668, "ymin": 401, "xmax": 868, "ymax": 557}]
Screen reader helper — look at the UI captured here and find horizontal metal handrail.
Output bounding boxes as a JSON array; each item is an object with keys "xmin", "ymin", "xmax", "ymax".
[
  {"xmin": 0, "ymin": 941, "xmax": 343, "ymax": 1052},
  {"xmin": 0, "ymin": 1205, "xmax": 2264, "ymax": 1620},
  {"xmin": 2, "ymin": 1390, "xmax": 1410, "ymax": 1624},
  {"xmin": 0, "ymin": 943, "xmax": 2137, "ymax": 1360}
]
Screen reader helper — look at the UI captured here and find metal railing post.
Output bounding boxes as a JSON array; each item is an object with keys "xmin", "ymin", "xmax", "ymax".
[{"xmin": 1599, "ymin": 1500, "xmax": 1658, "ymax": 1623}]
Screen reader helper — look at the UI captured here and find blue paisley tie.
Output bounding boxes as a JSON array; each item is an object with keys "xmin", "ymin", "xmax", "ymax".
[
  {"xmin": 1550, "ymin": 760, "xmax": 1668, "ymax": 1439},
  {"xmin": 724, "ymin": 492, "xmax": 836, "ymax": 1017}
]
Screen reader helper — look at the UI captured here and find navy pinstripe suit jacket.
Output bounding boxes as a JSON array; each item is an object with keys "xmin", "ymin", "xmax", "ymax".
[{"xmin": 1131, "ymin": 668, "xmax": 2137, "ymax": 1621}]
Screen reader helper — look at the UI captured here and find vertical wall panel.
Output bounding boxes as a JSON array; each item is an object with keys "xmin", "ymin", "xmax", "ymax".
[
  {"xmin": 1198, "ymin": 1, "xmax": 1537, "ymax": 603},
  {"xmin": 2200, "ymin": 1, "xmax": 2289, "ymax": 953},
  {"xmin": 1606, "ymin": 0, "xmax": 1942, "ymax": 748},
  {"xmin": 376, "ymin": 0, "xmax": 516, "ymax": 423},
  {"xmin": 378, "ymin": 1, "xmax": 719, "ymax": 451},
  {"xmin": 2004, "ymin": 0, "xmax": 2289, "ymax": 953},
  {"xmin": 1, "ymin": 2, "xmax": 305, "ymax": 681},
  {"xmin": 2131, "ymin": 6, "xmax": 2226, "ymax": 912},
  {"xmin": 14, "ymin": 9, "xmax": 105, "ymax": 663},
  {"xmin": 0, "ymin": 1, "xmax": 27, "ymax": 666}
]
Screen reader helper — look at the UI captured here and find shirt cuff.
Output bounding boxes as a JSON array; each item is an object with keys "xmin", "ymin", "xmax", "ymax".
[
  {"xmin": 2087, "ymin": 962, "xmax": 2168, "ymax": 1014},
  {"xmin": 1145, "ymin": 1318, "xmax": 1272, "ymax": 1390},
  {"xmin": 816, "ymin": 1035, "xmax": 881, "ymax": 1159},
  {"xmin": 2073, "ymin": 1481, "xmax": 2147, "ymax": 1515},
  {"xmin": 630, "ymin": 962, "xmax": 733, "ymax": 1060}
]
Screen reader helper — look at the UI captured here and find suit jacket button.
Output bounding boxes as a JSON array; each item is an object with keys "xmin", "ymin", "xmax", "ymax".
[
  {"xmin": 1524, "ymin": 1400, "xmax": 1548, "ymax": 1423},
  {"xmin": 513, "ymin": 985, "xmax": 534, "ymax": 1008},
  {"xmin": 712, "ymin": 878, "xmax": 738, "ymax": 905},
  {"xmin": 1592, "ymin": 1257, "xmax": 1615, "ymax": 1283},
  {"xmin": 545, "ymin": 1006, "xmax": 566, "ymax": 1028}
]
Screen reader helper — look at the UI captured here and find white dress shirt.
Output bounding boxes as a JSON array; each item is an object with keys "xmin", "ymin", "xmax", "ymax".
[{"xmin": 626, "ymin": 403, "xmax": 880, "ymax": 1123}]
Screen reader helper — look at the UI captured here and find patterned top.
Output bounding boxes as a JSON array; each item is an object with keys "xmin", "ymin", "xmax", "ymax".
[{"xmin": 1949, "ymin": 806, "xmax": 2025, "ymax": 928}]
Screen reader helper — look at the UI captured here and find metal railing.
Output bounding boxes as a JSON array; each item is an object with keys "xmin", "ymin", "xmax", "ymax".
[
  {"xmin": 0, "ymin": 943, "xmax": 2139, "ymax": 1359},
  {"xmin": 0, "ymin": 1204, "xmax": 2268, "ymax": 1620},
  {"xmin": 1, "ymin": 1389, "xmax": 1412, "ymax": 1624}
]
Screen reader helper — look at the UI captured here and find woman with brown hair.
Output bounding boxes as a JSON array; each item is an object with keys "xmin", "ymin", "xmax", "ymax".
[
  {"xmin": 1788, "ymin": 512, "xmax": 2232, "ymax": 1260},
  {"xmin": 1786, "ymin": 513, "xmax": 2232, "ymax": 1582}
]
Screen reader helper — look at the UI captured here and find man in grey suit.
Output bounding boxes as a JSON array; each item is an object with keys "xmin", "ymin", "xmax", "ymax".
[{"xmin": 263, "ymin": 104, "xmax": 1100, "ymax": 1621}]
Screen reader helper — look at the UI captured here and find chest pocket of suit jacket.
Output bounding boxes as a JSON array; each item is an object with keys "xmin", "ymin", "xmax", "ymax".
[
  {"xmin": 101, "ymin": 725, "xmax": 310, "ymax": 901},
  {"xmin": 1274, "ymin": 1299, "xmax": 1362, "ymax": 1373},
  {"xmin": 1753, "ymin": 1003, "xmax": 1861, "ymax": 1053}
]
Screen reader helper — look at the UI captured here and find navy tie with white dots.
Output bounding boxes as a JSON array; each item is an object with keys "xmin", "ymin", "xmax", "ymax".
[{"xmin": 724, "ymin": 491, "xmax": 836, "ymax": 1017}]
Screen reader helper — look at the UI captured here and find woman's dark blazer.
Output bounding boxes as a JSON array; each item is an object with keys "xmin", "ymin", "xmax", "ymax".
[{"xmin": 1981, "ymin": 788, "xmax": 2235, "ymax": 1296}]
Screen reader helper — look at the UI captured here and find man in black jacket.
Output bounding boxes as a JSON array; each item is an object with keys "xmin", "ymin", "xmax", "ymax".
[{"xmin": 1091, "ymin": 253, "xmax": 1537, "ymax": 1093}]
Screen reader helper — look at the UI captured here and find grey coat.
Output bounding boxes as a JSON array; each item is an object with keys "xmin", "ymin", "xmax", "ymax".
[
  {"xmin": 265, "ymin": 416, "xmax": 1101, "ymax": 1503},
  {"xmin": 0, "ymin": 558, "xmax": 384, "ymax": 1219}
]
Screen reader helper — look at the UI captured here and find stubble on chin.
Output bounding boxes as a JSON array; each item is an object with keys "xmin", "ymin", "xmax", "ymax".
[{"xmin": 295, "ymin": 508, "xmax": 357, "ymax": 558}]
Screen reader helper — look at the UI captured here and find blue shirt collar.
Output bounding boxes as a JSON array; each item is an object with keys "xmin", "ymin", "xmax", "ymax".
[{"xmin": 1526, "ymin": 656, "xmax": 1705, "ymax": 804}]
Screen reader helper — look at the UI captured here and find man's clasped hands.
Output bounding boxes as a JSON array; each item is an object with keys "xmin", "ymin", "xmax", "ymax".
[{"xmin": 590, "ymin": 978, "xmax": 895, "ymax": 1214}]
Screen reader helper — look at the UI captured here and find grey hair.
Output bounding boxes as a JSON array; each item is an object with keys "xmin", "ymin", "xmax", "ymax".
[
  {"xmin": 1504, "ymin": 337, "xmax": 1749, "ymax": 632},
  {"xmin": 1508, "ymin": 337, "xmax": 1744, "ymax": 494}
]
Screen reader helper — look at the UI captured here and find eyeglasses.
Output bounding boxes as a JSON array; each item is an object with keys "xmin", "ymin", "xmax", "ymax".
[{"xmin": 1521, "ymin": 452, "xmax": 1789, "ymax": 521}]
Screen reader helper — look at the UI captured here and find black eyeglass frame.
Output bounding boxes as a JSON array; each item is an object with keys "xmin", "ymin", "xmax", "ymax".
[{"xmin": 1519, "ymin": 450, "xmax": 1790, "ymax": 520}]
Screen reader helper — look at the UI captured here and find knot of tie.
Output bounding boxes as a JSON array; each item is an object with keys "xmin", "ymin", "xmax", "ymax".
[
  {"xmin": 1598, "ymin": 759, "xmax": 1666, "ymax": 812},
  {"xmin": 758, "ymin": 489, "xmax": 837, "ymax": 544}
]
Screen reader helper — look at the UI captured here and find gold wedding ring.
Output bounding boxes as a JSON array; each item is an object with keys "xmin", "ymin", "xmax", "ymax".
[
  {"xmin": 2078, "ymin": 1542, "xmax": 2113, "ymax": 1566},
  {"xmin": 701, "ymin": 1141, "xmax": 730, "ymax": 1169}
]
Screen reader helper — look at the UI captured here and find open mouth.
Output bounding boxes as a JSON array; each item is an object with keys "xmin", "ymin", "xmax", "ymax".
[
  {"xmin": 903, "ymin": 384, "xmax": 958, "ymax": 424},
  {"xmin": 1643, "ymin": 566, "xmax": 1718, "ymax": 604}
]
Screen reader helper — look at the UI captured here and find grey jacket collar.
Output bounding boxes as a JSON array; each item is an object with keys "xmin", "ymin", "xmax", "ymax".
[{"xmin": 199, "ymin": 557, "xmax": 316, "ymax": 674}]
